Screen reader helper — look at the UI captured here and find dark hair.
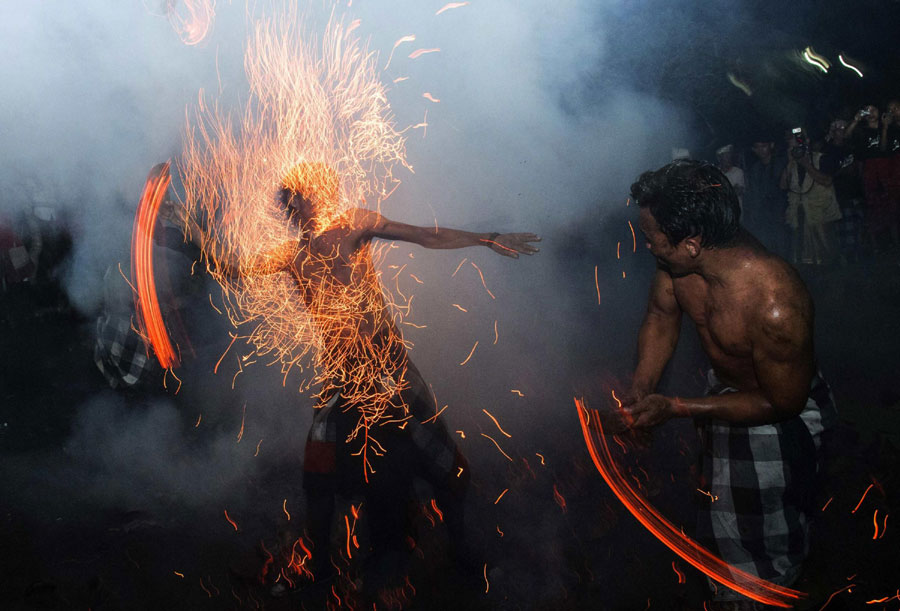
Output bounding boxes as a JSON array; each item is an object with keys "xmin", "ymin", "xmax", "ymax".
[{"xmin": 630, "ymin": 159, "xmax": 740, "ymax": 248}]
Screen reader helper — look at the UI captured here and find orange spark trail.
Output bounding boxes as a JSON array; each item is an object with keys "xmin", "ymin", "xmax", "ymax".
[
  {"xmin": 460, "ymin": 341, "xmax": 478, "ymax": 365},
  {"xmin": 535, "ymin": 452, "xmax": 545, "ymax": 465},
  {"xmin": 452, "ymin": 303, "xmax": 468, "ymax": 312},
  {"xmin": 384, "ymin": 34, "xmax": 416, "ymax": 70},
  {"xmin": 223, "ymin": 509, "xmax": 238, "ymax": 531},
  {"xmin": 496, "ymin": 525, "xmax": 504, "ymax": 537},
  {"xmin": 409, "ymin": 48, "xmax": 440, "ymax": 59},
  {"xmin": 575, "ymin": 397, "xmax": 805, "ymax": 608},
  {"xmin": 510, "ymin": 389, "xmax": 524, "ymax": 397},
  {"xmin": 422, "ymin": 92, "xmax": 441, "ymax": 103},
  {"xmin": 852, "ymin": 484, "xmax": 875, "ymax": 513},
  {"xmin": 617, "ymin": 241, "xmax": 621, "ymax": 259},
  {"xmin": 452, "ymin": 258, "xmax": 468, "ymax": 276},
  {"xmin": 174, "ymin": 571, "xmax": 185, "ymax": 578},
  {"xmin": 195, "ymin": 414, "xmax": 202, "ymax": 427},
  {"xmin": 628, "ymin": 220, "xmax": 637, "ymax": 252},
  {"xmin": 553, "ymin": 484, "xmax": 567, "ymax": 513},
  {"xmin": 430, "ymin": 499, "xmax": 444, "ymax": 521},
  {"xmin": 880, "ymin": 513, "xmax": 888, "ymax": 538},
  {"xmin": 436, "ymin": 2, "xmax": 470, "ymax": 15},
  {"xmin": 482, "ymin": 408, "xmax": 511, "ymax": 438},
  {"xmin": 254, "ymin": 439, "xmax": 262, "ymax": 456},
  {"xmin": 282, "ymin": 499, "xmax": 291, "ymax": 521},
  {"xmin": 166, "ymin": 0, "xmax": 215, "ymax": 46},
  {"xmin": 820, "ymin": 585, "xmax": 854, "ymax": 609},
  {"xmin": 672, "ymin": 561, "xmax": 686, "ymax": 584},
  {"xmin": 821, "ymin": 497, "xmax": 833, "ymax": 511},
  {"xmin": 236, "ymin": 403, "xmax": 245, "ymax": 442},
  {"xmin": 872, "ymin": 510, "xmax": 880, "ymax": 539},
  {"xmin": 471, "ymin": 261, "xmax": 496, "ymax": 299},
  {"xmin": 594, "ymin": 265, "xmax": 601, "ymax": 305},
  {"xmin": 483, "ymin": 563, "xmax": 489, "ymax": 593},
  {"xmin": 393, "ymin": 76, "xmax": 410, "ymax": 83},
  {"xmin": 494, "ymin": 489, "xmax": 508, "ymax": 504},
  {"xmin": 131, "ymin": 162, "xmax": 179, "ymax": 369},
  {"xmin": 481, "ymin": 433, "xmax": 513, "ymax": 462}
]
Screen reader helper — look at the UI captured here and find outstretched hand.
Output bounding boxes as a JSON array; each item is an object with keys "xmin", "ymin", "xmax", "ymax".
[{"xmin": 488, "ymin": 233, "xmax": 541, "ymax": 258}]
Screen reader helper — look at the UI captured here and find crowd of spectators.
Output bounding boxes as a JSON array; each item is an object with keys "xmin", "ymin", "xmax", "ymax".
[{"xmin": 707, "ymin": 100, "xmax": 900, "ymax": 266}]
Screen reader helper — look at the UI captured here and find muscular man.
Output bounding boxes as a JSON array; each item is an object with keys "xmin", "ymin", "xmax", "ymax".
[
  {"xmin": 621, "ymin": 160, "xmax": 835, "ymax": 610},
  {"xmin": 176, "ymin": 162, "xmax": 539, "ymax": 588}
]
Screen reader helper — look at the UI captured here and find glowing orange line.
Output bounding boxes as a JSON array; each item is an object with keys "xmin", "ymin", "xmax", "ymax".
[
  {"xmin": 852, "ymin": 484, "xmax": 874, "ymax": 513},
  {"xmin": 471, "ymin": 261, "xmax": 496, "ymax": 299},
  {"xmin": 536, "ymin": 452, "xmax": 545, "ymax": 465},
  {"xmin": 224, "ymin": 509, "xmax": 238, "ymax": 531},
  {"xmin": 617, "ymin": 241, "xmax": 621, "ymax": 260},
  {"xmin": 409, "ymin": 273, "xmax": 424, "ymax": 284},
  {"xmin": 881, "ymin": 513, "xmax": 889, "ymax": 539},
  {"xmin": 481, "ymin": 433, "xmax": 513, "ymax": 462},
  {"xmin": 409, "ymin": 48, "xmax": 440, "ymax": 59},
  {"xmin": 553, "ymin": 484, "xmax": 567, "ymax": 512},
  {"xmin": 345, "ymin": 515, "xmax": 353, "ymax": 559},
  {"xmin": 494, "ymin": 489, "xmax": 508, "ymax": 504},
  {"xmin": 213, "ymin": 334, "xmax": 237, "ymax": 375},
  {"xmin": 575, "ymin": 397, "xmax": 805, "ymax": 608},
  {"xmin": 452, "ymin": 258, "xmax": 467, "ymax": 276},
  {"xmin": 821, "ymin": 496, "xmax": 833, "ymax": 511},
  {"xmin": 131, "ymin": 162, "xmax": 179, "ymax": 369},
  {"xmin": 672, "ymin": 560, "xmax": 686, "ymax": 584},
  {"xmin": 460, "ymin": 341, "xmax": 478, "ymax": 365},
  {"xmin": 483, "ymin": 563, "xmax": 489, "ymax": 593},
  {"xmin": 174, "ymin": 571, "xmax": 185, "ymax": 578},
  {"xmin": 482, "ymin": 408, "xmax": 511, "ymax": 438},
  {"xmin": 423, "ymin": 92, "xmax": 441, "ymax": 103},
  {"xmin": 820, "ymin": 585, "xmax": 854, "ymax": 609},
  {"xmin": 283, "ymin": 499, "xmax": 291, "ymax": 521},
  {"xmin": 511, "ymin": 389, "xmax": 524, "ymax": 397},
  {"xmin": 195, "ymin": 414, "xmax": 202, "ymax": 428},
  {"xmin": 873, "ymin": 510, "xmax": 880, "ymax": 539},
  {"xmin": 628, "ymin": 220, "xmax": 637, "ymax": 252},
  {"xmin": 384, "ymin": 34, "xmax": 415, "ymax": 70},
  {"xmin": 452, "ymin": 303, "xmax": 468, "ymax": 312},
  {"xmin": 254, "ymin": 439, "xmax": 262, "ymax": 457},
  {"xmin": 496, "ymin": 525, "xmax": 504, "ymax": 537},
  {"xmin": 430, "ymin": 499, "xmax": 444, "ymax": 522},
  {"xmin": 436, "ymin": 1, "xmax": 469, "ymax": 15}
]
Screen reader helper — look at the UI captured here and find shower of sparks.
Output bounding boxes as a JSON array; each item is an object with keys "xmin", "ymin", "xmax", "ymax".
[
  {"xmin": 436, "ymin": 2, "xmax": 469, "ymax": 15},
  {"xmin": 166, "ymin": 0, "xmax": 215, "ymax": 46},
  {"xmin": 132, "ymin": 162, "xmax": 179, "ymax": 369},
  {"xmin": 576, "ymin": 397, "xmax": 806, "ymax": 608},
  {"xmin": 180, "ymin": 7, "xmax": 415, "ymax": 469}
]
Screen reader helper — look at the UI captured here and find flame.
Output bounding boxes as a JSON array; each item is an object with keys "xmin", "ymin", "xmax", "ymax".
[
  {"xmin": 132, "ymin": 162, "xmax": 180, "ymax": 369},
  {"xmin": 166, "ymin": 0, "xmax": 215, "ymax": 46},
  {"xmin": 180, "ymin": 8, "xmax": 416, "ymax": 471},
  {"xmin": 575, "ymin": 397, "xmax": 806, "ymax": 608}
]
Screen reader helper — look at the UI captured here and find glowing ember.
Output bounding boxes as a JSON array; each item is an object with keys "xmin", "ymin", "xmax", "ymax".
[
  {"xmin": 436, "ymin": 2, "xmax": 470, "ymax": 16},
  {"xmin": 575, "ymin": 397, "xmax": 806, "ymax": 608},
  {"xmin": 131, "ymin": 162, "xmax": 180, "ymax": 369},
  {"xmin": 422, "ymin": 92, "xmax": 441, "ymax": 103},
  {"xmin": 409, "ymin": 48, "xmax": 441, "ymax": 59},
  {"xmin": 223, "ymin": 509, "xmax": 238, "ymax": 531},
  {"xmin": 166, "ymin": 0, "xmax": 215, "ymax": 46}
]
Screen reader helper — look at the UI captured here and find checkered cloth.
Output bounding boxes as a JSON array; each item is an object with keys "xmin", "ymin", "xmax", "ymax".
[
  {"xmin": 696, "ymin": 369, "xmax": 837, "ymax": 602},
  {"xmin": 303, "ymin": 360, "xmax": 465, "ymax": 497},
  {"xmin": 94, "ymin": 313, "xmax": 162, "ymax": 390}
]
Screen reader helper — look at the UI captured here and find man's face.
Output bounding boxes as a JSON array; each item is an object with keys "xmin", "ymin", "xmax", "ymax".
[
  {"xmin": 283, "ymin": 190, "xmax": 316, "ymax": 226},
  {"xmin": 638, "ymin": 207, "xmax": 694, "ymax": 275},
  {"xmin": 751, "ymin": 142, "xmax": 773, "ymax": 160}
]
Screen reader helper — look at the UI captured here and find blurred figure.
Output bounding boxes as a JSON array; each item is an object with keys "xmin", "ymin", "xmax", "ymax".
[
  {"xmin": 744, "ymin": 136, "xmax": 789, "ymax": 257},
  {"xmin": 846, "ymin": 104, "xmax": 899, "ymax": 254},
  {"xmin": 716, "ymin": 144, "xmax": 745, "ymax": 210},
  {"xmin": 821, "ymin": 119, "xmax": 865, "ymax": 264},
  {"xmin": 780, "ymin": 128, "xmax": 841, "ymax": 265}
]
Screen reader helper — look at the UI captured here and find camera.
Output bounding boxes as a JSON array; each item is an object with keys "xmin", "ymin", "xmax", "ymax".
[
  {"xmin": 791, "ymin": 127, "xmax": 808, "ymax": 159},
  {"xmin": 860, "ymin": 109, "xmax": 872, "ymax": 118}
]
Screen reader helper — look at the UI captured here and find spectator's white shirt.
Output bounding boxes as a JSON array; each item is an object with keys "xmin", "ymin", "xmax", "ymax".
[{"xmin": 724, "ymin": 166, "xmax": 745, "ymax": 209}]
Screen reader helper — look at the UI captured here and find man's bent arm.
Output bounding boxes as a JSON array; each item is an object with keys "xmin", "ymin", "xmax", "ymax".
[
  {"xmin": 630, "ymin": 269, "xmax": 682, "ymax": 396},
  {"xmin": 182, "ymin": 216, "xmax": 295, "ymax": 276},
  {"xmin": 671, "ymin": 300, "xmax": 814, "ymax": 425}
]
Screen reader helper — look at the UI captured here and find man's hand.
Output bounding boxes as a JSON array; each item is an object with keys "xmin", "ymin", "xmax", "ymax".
[
  {"xmin": 624, "ymin": 393, "xmax": 679, "ymax": 429},
  {"xmin": 487, "ymin": 233, "xmax": 541, "ymax": 258}
]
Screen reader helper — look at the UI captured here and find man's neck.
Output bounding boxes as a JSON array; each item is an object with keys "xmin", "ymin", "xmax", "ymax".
[{"xmin": 693, "ymin": 238, "xmax": 754, "ymax": 285}]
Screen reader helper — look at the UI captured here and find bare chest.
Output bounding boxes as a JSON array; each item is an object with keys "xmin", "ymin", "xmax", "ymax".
[{"xmin": 673, "ymin": 276, "xmax": 754, "ymax": 359}]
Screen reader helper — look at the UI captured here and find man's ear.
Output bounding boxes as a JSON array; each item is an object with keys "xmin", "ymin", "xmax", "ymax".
[{"xmin": 683, "ymin": 236, "xmax": 702, "ymax": 258}]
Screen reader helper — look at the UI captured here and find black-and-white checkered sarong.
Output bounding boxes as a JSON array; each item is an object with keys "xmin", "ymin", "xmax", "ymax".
[{"xmin": 696, "ymin": 369, "xmax": 837, "ymax": 602}]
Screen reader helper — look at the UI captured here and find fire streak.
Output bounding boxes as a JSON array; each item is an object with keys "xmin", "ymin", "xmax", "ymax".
[
  {"xmin": 594, "ymin": 265, "xmax": 601, "ymax": 305},
  {"xmin": 409, "ymin": 48, "xmax": 441, "ymax": 59},
  {"xmin": 672, "ymin": 561, "xmax": 686, "ymax": 584},
  {"xmin": 627, "ymin": 220, "xmax": 637, "ymax": 252},
  {"xmin": 481, "ymin": 433, "xmax": 513, "ymax": 462},
  {"xmin": 436, "ymin": 2, "xmax": 470, "ymax": 15},
  {"xmin": 852, "ymin": 483, "xmax": 874, "ymax": 513},
  {"xmin": 132, "ymin": 162, "xmax": 179, "ymax": 369},
  {"xmin": 471, "ymin": 262, "xmax": 496, "ymax": 299},
  {"xmin": 482, "ymin": 408, "xmax": 511, "ymax": 438},
  {"xmin": 422, "ymin": 92, "xmax": 441, "ymax": 103},
  {"xmin": 494, "ymin": 489, "xmax": 508, "ymax": 504},
  {"xmin": 282, "ymin": 499, "xmax": 291, "ymax": 521},
  {"xmin": 385, "ymin": 35, "xmax": 416, "ymax": 70},
  {"xmin": 575, "ymin": 397, "xmax": 805, "ymax": 608},
  {"xmin": 460, "ymin": 341, "xmax": 478, "ymax": 365},
  {"xmin": 166, "ymin": 0, "xmax": 215, "ymax": 46},
  {"xmin": 224, "ymin": 509, "xmax": 238, "ymax": 531}
]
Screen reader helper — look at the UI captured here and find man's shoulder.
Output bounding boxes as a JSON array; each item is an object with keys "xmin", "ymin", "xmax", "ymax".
[{"xmin": 740, "ymin": 253, "xmax": 811, "ymax": 320}]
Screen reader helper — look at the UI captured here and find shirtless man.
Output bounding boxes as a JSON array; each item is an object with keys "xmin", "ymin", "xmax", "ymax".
[
  {"xmin": 176, "ymin": 162, "xmax": 539, "ymax": 588},
  {"xmin": 621, "ymin": 160, "xmax": 835, "ymax": 610}
]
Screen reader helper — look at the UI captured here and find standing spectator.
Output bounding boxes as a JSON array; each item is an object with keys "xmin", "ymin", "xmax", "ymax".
[
  {"xmin": 716, "ymin": 144, "xmax": 745, "ymax": 210},
  {"xmin": 780, "ymin": 129, "xmax": 842, "ymax": 265},
  {"xmin": 821, "ymin": 119, "xmax": 865, "ymax": 263},
  {"xmin": 744, "ymin": 136, "xmax": 789, "ymax": 257},
  {"xmin": 846, "ymin": 104, "xmax": 899, "ymax": 254}
]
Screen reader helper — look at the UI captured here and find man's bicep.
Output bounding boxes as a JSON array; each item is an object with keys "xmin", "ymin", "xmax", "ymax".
[
  {"xmin": 367, "ymin": 213, "xmax": 431, "ymax": 245},
  {"xmin": 646, "ymin": 269, "xmax": 681, "ymax": 318},
  {"xmin": 753, "ymin": 313, "xmax": 814, "ymax": 418}
]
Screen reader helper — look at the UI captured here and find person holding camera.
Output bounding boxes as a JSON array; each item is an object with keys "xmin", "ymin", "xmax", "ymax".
[
  {"xmin": 846, "ymin": 104, "xmax": 899, "ymax": 254},
  {"xmin": 779, "ymin": 128, "xmax": 841, "ymax": 265}
]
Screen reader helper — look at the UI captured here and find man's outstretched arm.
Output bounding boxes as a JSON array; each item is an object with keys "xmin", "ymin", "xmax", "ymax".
[{"xmin": 356, "ymin": 210, "xmax": 540, "ymax": 258}]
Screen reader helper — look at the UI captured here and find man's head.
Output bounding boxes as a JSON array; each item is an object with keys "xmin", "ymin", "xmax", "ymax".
[
  {"xmin": 278, "ymin": 162, "xmax": 340, "ymax": 228},
  {"xmin": 750, "ymin": 140, "xmax": 774, "ymax": 161},
  {"xmin": 630, "ymin": 160, "xmax": 741, "ymax": 273},
  {"xmin": 715, "ymin": 144, "xmax": 735, "ymax": 170},
  {"xmin": 828, "ymin": 119, "xmax": 848, "ymax": 144}
]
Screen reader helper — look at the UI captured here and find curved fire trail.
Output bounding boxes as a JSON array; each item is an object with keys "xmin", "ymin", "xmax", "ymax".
[
  {"xmin": 179, "ymin": 7, "xmax": 412, "ymax": 462},
  {"xmin": 131, "ymin": 162, "xmax": 180, "ymax": 369},
  {"xmin": 575, "ymin": 397, "xmax": 806, "ymax": 608},
  {"xmin": 166, "ymin": 0, "xmax": 216, "ymax": 46}
]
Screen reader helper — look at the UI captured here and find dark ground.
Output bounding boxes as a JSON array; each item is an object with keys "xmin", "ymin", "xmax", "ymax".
[{"xmin": 2, "ymin": 251, "xmax": 899, "ymax": 610}]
